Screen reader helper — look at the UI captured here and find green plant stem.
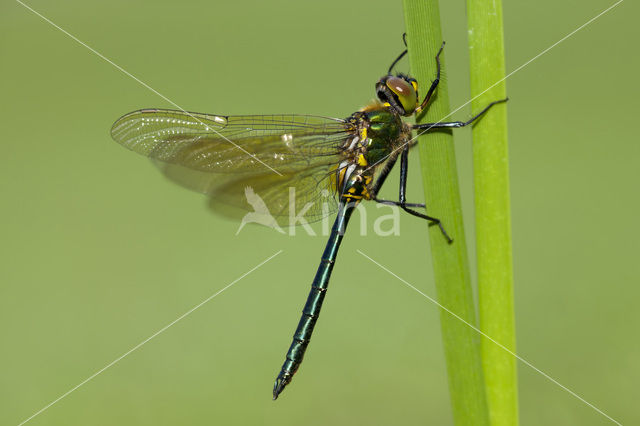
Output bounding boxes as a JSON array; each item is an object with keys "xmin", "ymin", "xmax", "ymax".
[
  {"xmin": 466, "ymin": 1, "xmax": 519, "ymax": 425},
  {"xmin": 402, "ymin": 1, "xmax": 489, "ymax": 425}
]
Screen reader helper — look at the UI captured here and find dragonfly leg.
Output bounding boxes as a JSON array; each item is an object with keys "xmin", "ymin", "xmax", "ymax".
[
  {"xmin": 413, "ymin": 98, "xmax": 508, "ymax": 130},
  {"xmin": 387, "ymin": 33, "xmax": 408, "ymax": 74},
  {"xmin": 375, "ymin": 199, "xmax": 425, "ymax": 208},
  {"xmin": 395, "ymin": 145, "xmax": 453, "ymax": 243},
  {"xmin": 415, "ymin": 41, "xmax": 446, "ymax": 114},
  {"xmin": 367, "ymin": 151, "xmax": 400, "ymax": 199},
  {"xmin": 366, "ymin": 140, "xmax": 452, "ymax": 242}
]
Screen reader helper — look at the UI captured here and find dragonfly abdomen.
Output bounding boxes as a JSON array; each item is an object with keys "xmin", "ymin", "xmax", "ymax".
[{"xmin": 273, "ymin": 200, "xmax": 357, "ymax": 400}]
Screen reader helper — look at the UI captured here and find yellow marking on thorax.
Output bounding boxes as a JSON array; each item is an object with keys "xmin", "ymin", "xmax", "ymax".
[
  {"xmin": 361, "ymin": 175, "xmax": 373, "ymax": 200},
  {"xmin": 357, "ymin": 154, "xmax": 367, "ymax": 166},
  {"xmin": 343, "ymin": 193, "xmax": 363, "ymax": 201}
]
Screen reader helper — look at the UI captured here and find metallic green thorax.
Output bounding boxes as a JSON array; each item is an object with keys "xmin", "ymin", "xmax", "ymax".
[
  {"xmin": 362, "ymin": 106, "xmax": 405, "ymax": 165},
  {"xmin": 345, "ymin": 103, "xmax": 407, "ymax": 168}
]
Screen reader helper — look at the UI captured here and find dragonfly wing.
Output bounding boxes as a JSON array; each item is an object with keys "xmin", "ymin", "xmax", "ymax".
[
  {"xmin": 111, "ymin": 108, "xmax": 352, "ymax": 224},
  {"xmin": 111, "ymin": 109, "xmax": 351, "ymax": 174},
  {"xmin": 153, "ymin": 161, "xmax": 339, "ymax": 226}
]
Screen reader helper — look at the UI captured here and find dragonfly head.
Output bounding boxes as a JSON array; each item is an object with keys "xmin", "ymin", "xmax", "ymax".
[{"xmin": 376, "ymin": 74, "xmax": 418, "ymax": 117}]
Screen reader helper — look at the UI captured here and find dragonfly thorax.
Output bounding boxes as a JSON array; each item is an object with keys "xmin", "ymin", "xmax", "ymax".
[
  {"xmin": 332, "ymin": 102, "xmax": 411, "ymax": 201},
  {"xmin": 342, "ymin": 103, "xmax": 409, "ymax": 166}
]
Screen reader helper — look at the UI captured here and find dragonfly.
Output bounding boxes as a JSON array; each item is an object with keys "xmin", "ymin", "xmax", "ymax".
[{"xmin": 111, "ymin": 40, "xmax": 505, "ymax": 400}]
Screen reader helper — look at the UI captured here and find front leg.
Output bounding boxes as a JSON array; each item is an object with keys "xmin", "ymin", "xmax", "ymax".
[{"xmin": 415, "ymin": 41, "xmax": 445, "ymax": 114}]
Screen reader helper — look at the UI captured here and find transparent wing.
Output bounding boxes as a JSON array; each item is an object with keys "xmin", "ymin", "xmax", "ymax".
[
  {"xmin": 154, "ymin": 161, "xmax": 339, "ymax": 226},
  {"xmin": 111, "ymin": 109, "xmax": 352, "ymax": 223},
  {"xmin": 111, "ymin": 109, "xmax": 351, "ymax": 174}
]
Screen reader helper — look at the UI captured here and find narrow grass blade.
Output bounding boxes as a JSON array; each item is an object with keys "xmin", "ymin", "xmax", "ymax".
[
  {"xmin": 466, "ymin": 0, "xmax": 519, "ymax": 425},
  {"xmin": 402, "ymin": 1, "xmax": 489, "ymax": 424}
]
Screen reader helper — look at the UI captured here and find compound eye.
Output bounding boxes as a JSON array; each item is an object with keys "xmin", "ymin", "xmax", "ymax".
[{"xmin": 386, "ymin": 76, "xmax": 417, "ymax": 114}]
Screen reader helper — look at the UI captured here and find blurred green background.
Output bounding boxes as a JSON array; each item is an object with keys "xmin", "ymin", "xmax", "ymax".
[{"xmin": 1, "ymin": 0, "xmax": 638, "ymax": 424}]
